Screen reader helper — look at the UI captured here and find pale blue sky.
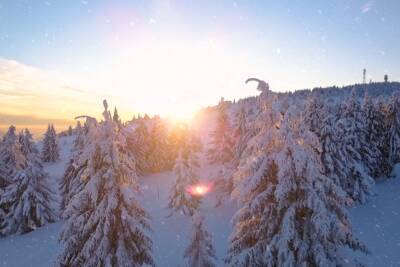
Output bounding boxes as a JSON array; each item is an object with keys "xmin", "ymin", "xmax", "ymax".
[{"xmin": 0, "ymin": 0, "xmax": 399, "ymax": 121}]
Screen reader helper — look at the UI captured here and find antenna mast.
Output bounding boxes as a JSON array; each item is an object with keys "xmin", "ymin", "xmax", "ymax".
[{"xmin": 363, "ymin": 68, "xmax": 366, "ymax": 84}]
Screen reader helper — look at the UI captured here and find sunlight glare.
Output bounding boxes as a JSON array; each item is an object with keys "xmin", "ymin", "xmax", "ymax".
[{"xmin": 187, "ymin": 183, "xmax": 211, "ymax": 196}]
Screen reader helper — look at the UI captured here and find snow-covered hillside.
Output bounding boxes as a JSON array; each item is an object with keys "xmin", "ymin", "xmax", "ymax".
[
  {"xmin": 1, "ymin": 132, "xmax": 400, "ymax": 266},
  {"xmin": 3, "ymin": 82, "xmax": 400, "ymax": 266},
  {"xmin": 348, "ymin": 166, "xmax": 400, "ymax": 267}
]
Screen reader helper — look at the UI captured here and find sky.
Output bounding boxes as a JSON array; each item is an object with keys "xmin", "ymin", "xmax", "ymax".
[{"xmin": 0, "ymin": 0, "xmax": 399, "ymax": 132}]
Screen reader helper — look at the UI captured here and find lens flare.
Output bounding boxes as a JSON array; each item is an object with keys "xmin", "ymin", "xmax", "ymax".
[{"xmin": 187, "ymin": 183, "xmax": 211, "ymax": 196}]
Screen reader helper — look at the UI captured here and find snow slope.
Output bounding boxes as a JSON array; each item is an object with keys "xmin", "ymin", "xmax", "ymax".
[
  {"xmin": 1, "ymin": 136, "xmax": 400, "ymax": 266},
  {"xmin": 347, "ymin": 165, "xmax": 400, "ymax": 267}
]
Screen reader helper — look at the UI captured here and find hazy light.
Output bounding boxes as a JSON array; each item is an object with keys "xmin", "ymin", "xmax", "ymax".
[{"xmin": 187, "ymin": 183, "xmax": 211, "ymax": 196}]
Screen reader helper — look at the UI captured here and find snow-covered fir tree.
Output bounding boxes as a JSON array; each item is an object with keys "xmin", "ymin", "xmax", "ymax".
[
  {"xmin": 18, "ymin": 129, "xmax": 38, "ymax": 158},
  {"xmin": 0, "ymin": 159, "xmax": 57, "ymax": 236},
  {"xmin": 59, "ymin": 157, "xmax": 86, "ymax": 216},
  {"xmin": 335, "ymin": 90, "xmax": 374, "ymax": 203},
  {"xmin": 168, "ymin": 132, "xmax": 202, "ymax": 216},
  {"xmin": 60, "ymin": 118, "xmax": 98, "ymax": 216},
  {"xmin": 68, "ymin": 125, "xmax": 73, "ymax": 136},
  {"xmin": 126, "ymin": 118, "xmax": 150, "ymax": 175},
  {"xmin": 57, "ymin": 100, "xmax": 154, "ymax": 267},
  {"xmin": 166, "ymin": 122, "xmax": 188, "ymax": 169},
  {"xmin": 319, "ymin": 110, "xmax": 345, "ymax": 187},
  {"xmin": 386, "ymin": 92, "xmax": 400, "ymax": 167},
  {"xmin": 362, "ymin": 92, "xmax": 386, "ymax": 177},
  {"xmin": 183, "ymin": 213, "xmax": 217, "ymax": 267},
  {"xmin": 232, "ymin": 105, "xmax": 251, "ymax": 163},
  {"xmin": 74, "ymin": 121, "xmax": 86, "ymax": 151},
  {"xmin": 373, "ymin": 99, "xmax": 392, "ymax": 176},
  {"xmin": 76, "ymin": 120, "xmax": 82, "ymax": 131},
  {"xmin": 147, "ymin": 116, "xmax": 169, "ymax": 172},
  {"xmin": 0, "ymin": 126, "xmax": 27, "ymax": 189},
  {"xmin": 59, "ymin": 144, "xmax": 87, "ymax": 216},
  {"xmin": 303, "ymin": 95, "xmax": 325, "ymax": 136},
  {"xmin": 41, "ymin": 124, "xmax": 59, "ymax": 162},
  {"xmin": 207, "ymin": 98, "xmax": 233, "ymax": 164},
  {"xmin": 214, "ymin": 104, "xmax": 253, "ymax": 205},
  {"xmin": 113, "ymin": 106, "xmax": 122, "ymax": 127},
  {"xmin": 227, "ymin": 110, "xmax": 368, "ymax": 266}
]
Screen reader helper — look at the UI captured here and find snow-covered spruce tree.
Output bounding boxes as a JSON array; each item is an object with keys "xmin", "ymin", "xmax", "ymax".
[
  {"xmin": 126, "ymin": 119, "xmax": 150, "ymax": 175},
  {"xmin": 19, "ymin": 129, "xmax": 39, "ymax": 158},
  {"xmin": 113, "ymin": 106, "xmax": 122, "ymax": 128},
  {"xmin": 168, "ymin": 132, "xmax": 202, "ymax": 216},
  {"xmin": 319, "ymin": 110, "xmax": 345, "ymax": 187},
  {"xmin": 227, "ymin": 112, "xmax": 368, "ymax": 266},
  {"xmin": 75, "ymin": 120, "xmax": 82, "ymax": 133},
  {"xmin": 0, "ymin": 159, "xmax": 57, "ymax": 236},
  {"xmin": 68, "ymin": 125, "xmax": 73, "ymax": 136},
  {"xmin": 57, "ymin": 100, "xmax": 154, "ymax": 267},
  {"xmin": 73, "ymin": 120, "xmax": 87, "ymax": 152},
  {"xmin": 232, "ymin": 105, "xmax": 252, "ymax": 163},
  {"xmin": 374, "ymin": 99, "xmax": 392, "ymax": 176},
  {"xmin": 184, "ymin": 213, "xmax": 217, "ymax": 267},
  {"xmin": 60, "ymin": 118, "xmax": 98, "ymax": 217},
  {"xmin": 59, "ymin": 140, "xmax": 88, "ymax": 215},
  {"xmin": 213, "ymin": 105, "xmax": 250, "ymax": 206},
  {"xmin": 166, "ymin": 122, "xmax": 188, "ymax": 169},
  {"xmin": 41, "ymin": 124, "xmax": 59, "ymax": 162},
  {"xmin": 0, "ymin": 126, "xmax": 27, "ymax": 188},
  {"xmin": 335, "ymin": 90, "xmax": 374, "ymax": 203},
  {"xmin": 303, "ymin": 95, "xmax": 325, "ymax": 136},
  {"xmin": 59, "ymin": 157, "xmax": 86, "ymax": 216},
  {"xmin": 60, "ymin": 119, "xmax": 86, "ymax": 211},
  {"xmin": 386, "ymin": 92, "xmax": 400, "ymax": 167},
  {"xmin": 207, "ymin": 98, "xmax": 233, "ymax": 164},
  {"xmin": 147, "ymin": 116, "xmax": 169, "ymax": 172},
  {"xmin": 362, "ymin": 92, "xmax": 386, "ymax": 178}
]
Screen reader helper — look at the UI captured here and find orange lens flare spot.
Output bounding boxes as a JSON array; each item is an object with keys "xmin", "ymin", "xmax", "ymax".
[{"xmin": 187, "ymin": 184, "xmax": 211, "ymax": 196}]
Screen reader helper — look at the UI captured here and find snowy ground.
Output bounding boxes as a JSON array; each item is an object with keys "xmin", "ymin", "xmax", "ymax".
[
  {"xmin": 1, "ymin": 136, "xmax": 400, "ymax": 266},
  {"xmin": 347, "ymin": 166, "xmax": 400, "ymax": 267}
]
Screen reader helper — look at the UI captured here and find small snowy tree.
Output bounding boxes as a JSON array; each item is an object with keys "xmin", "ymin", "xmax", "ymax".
[
  {"xmin": 232, "ymin": 105, "xmax": 250, "ymax": 162},
  {"xmin": 212, "ymin": 106, "xmax": 250, "ymax": 206},
  {"xmin": 166, "ymin": 122, "xmax": 188, "ymax": 169},
  {"xmin": 303, "ymin": 95, "xmax": 325, "ymax": 136},
  {"xmin": 207, "ymin": 99, "xmax": 233, "ymax": 164},
  {"xmin": 147, "ymin": 116, "xmax": 169, "ymax": 172},
  {"xmin": 126, "ymin": 119, "xmax": 150, "ymax": 175},
  {"xmin": 41, "ymin": 124, "xmax": 59, "ymax": 162},
  {"xmin": 68, "ymin": 126, "xmax": 73, "ymax": 136},
  {"xmin": 168, "ymin": 132, "xmax": 202, "ymax": 216},
  {"xmin": 319, "ymin": 111, "xmax": 344, "ymax": 186},
  {"xmin": 386, "ymin": 93, "xmax": 400, "ymax": 167},
  {"xmin": 227, "ymin": 108, "xmax": 368, "ymax": 266},
  {"xmin": 113, "ymin": 106, "xmax": 122, "ymax": 128},
  {"xmin": 0, "ymin": 126, "xmax": 27, "ymax": 188},
  {"xmin": 184, "ymin": 213, "xmax": 217, "ymax": 267},
  {"xmin": 60, "ymin": 117, "xmax": 101, "ymax": 216},
  {"xmin": 19, "ymin": 129, "xmax": 39, "ymax": 158},
  {"xmin": 59, "ymin": 158, "xmax": 86, "ymax": 216},
  {"xmin": 361, "ymin": 92, "xmax": 385, "ymax": 178},
  {"xmin": 0, "ymin": 161, "xmax": 57, "ymax": 236},
  {"xmin": 57, "ymin": 101, "xmax": 154, "ymax": 267},
  {"xmin": 335, "ymin": 90, "xmax": 374, "ymax": 203}
]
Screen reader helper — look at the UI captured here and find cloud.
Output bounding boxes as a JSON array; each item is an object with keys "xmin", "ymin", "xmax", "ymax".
[
  {"xmin": 0, "ymin": 113, "xmax": 72, "ymax": 125},
  {"xmin": 0, "ymin": 58, "xmax": 103, "ymax": 123},
  {"xmin": 361, "ymin": 1, "xmax": 374, "ymax": 13}
]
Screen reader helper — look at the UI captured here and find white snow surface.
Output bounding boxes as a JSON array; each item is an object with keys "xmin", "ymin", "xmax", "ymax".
[{"xmin": 1, "ymin": 136, "xmax": 400, "ymax": 266}]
